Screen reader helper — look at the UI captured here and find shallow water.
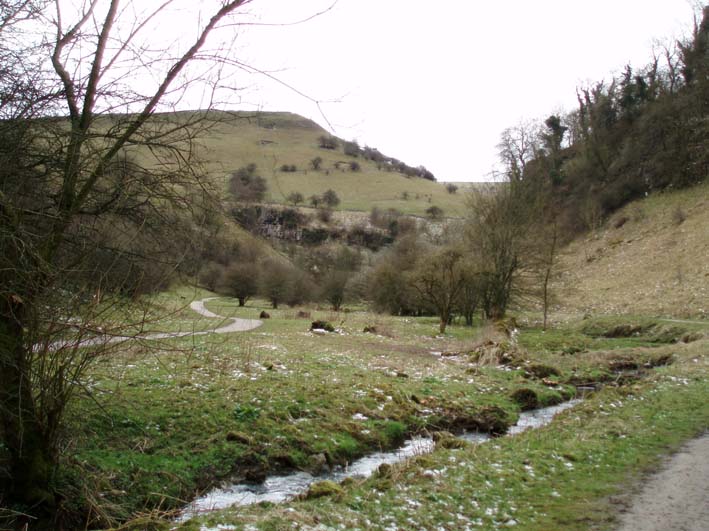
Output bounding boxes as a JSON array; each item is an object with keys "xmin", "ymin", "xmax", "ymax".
[{"xmin": 180, "ymin": 399, "xmax": 581, "ymax": 521}]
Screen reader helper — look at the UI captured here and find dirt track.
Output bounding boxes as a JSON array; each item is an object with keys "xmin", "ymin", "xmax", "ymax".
[{"xmin": 615, "ymin": 432, "xmax": 709, "ymax": 531}]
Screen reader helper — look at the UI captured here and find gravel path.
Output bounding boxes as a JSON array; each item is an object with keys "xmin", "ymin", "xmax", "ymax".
[
  {"xmin": 615, "ymin": 432, "xmax": 709, "ymax": 531},
  {"xmin": 48, "ymin": 297, "xmax": 261, "ymax": 350},
  {"xmin": 188, "ymin": 297, "xmax": 262, "ymax": 333}
]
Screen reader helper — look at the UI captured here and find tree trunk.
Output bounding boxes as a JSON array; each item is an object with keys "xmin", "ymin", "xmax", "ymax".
[
  {"xmin": 238, "ymin": 297, "xmax": 245, "ymax": 307},
  {"xmin": 489, "ymin": 305, "xmax": 505, "ymax": 321},
  {"xmin": 439, "ymin": 311, "xmax": 448, "ymax": 334},
  {"xmin": 0, "ymin": 302, "xmax": 57, "ymax": 512},
  {"xmin": 542, "ymin": 274, "xmax": 550, "ymax": 331}
]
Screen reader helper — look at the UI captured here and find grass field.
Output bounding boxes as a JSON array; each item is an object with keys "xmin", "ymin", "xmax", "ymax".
[{"xmin": 54, "ymin": 290, "xmax": 709, "ymax": 530}]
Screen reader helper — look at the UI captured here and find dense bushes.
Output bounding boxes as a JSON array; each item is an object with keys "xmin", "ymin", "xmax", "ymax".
[
  {"xmin": 314, "ymin": 136, "xmax": 437, "ymax": 180},
  {"xmin": 343, "ymin": 140, "xmax": 360, "ymax": 157},
  {"xmin": 228, "ymin": 163, "xmax": 268, "ymax": 202},
  {"xmin": 425, "ymin": 205, "xmax": 444, "ymax": 220},
  {"xmin": 318, "ymin": 135, "xmax": 339, "ymax": 150}
]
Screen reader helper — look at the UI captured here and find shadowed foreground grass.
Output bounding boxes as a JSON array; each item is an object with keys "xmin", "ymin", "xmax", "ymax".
[{"xmin": 176, "ymin": 340, "xmax": 708, "ymax": 531}]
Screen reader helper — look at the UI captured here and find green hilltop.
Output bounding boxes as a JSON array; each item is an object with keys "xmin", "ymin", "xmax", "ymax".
[{"xmin": 180, "ymin": 110, "xmax": 469, "ymax": 217}]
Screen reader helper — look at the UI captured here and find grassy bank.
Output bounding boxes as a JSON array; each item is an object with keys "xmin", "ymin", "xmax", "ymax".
[{"xmin": 175, "ymin": 339, "xmax": 708, "ymax": 531}]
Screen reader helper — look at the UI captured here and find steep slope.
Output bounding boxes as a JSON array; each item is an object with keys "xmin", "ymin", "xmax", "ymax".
[{"xmin": 553, "ymin": 181, "xmax": 709, "ymax": 318}]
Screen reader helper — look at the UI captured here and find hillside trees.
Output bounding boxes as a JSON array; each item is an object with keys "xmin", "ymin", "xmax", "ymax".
[
  {"xmin": 310, "ymin": 156, "xmax": 323, "ymax": 170},
  {"xmin": 322, "ymin": 189, "xmax": 341, "ymax": 207},
  {"xmin": 497, "ymin": 120, "xmax": 541, "ymax": 182},
  {"xmin": 0, "ymin": 0, "xmax": 256, "ymax": 520},
  {"xmin": 320, "ymin": 270, "xmax": 350, "ymax": 311},
  {"xmin": 318, "ymin": 135, "xmax": 339, "ymax": 150},
  {"xmin": 287, "ymin": 191, "xmax": 305, "ymax": 205},
  {"xmin": 512, "ymin": 6, "xmax": 709, "ymax": 233},
  {"xmin": 425, "ymin": 205, "xmax": 444, "ymax": 220}
]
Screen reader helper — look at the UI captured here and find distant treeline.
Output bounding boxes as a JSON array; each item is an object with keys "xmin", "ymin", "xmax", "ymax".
[{"xmin": 319, "ymin": 135, "xmax": 436, "ymax": 181}]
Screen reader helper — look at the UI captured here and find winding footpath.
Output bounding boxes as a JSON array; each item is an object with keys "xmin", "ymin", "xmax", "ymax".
[
  {"xmin": 187, "ymin": 297, "xmax": 263, "ymax": 333},
  {"xmin": 615, "ymin": 432, "xmax": 709, "ymax": 531},
  {"xmin": 48, "ymin": 297, "xmax": 262, "ymax": 351}
]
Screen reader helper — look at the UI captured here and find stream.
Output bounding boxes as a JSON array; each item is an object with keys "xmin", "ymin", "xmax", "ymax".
[{"xmin": 180, "ymin": 399, "xmax": 581, "ymax": 521}]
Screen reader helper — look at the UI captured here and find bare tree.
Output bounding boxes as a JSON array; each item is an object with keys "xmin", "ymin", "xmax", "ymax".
[
  {"xmin": 497, "ymin": 120, "xmax": 542, "ymax": 182},
  {"xmin": 457, "ymin": 263, "xmax": 484, "ymax": 327},
  {"xmin": 529, "ymin": 219, "xmax": 560, "ymax": 330},
  {"xmin": 465, "ymin": 184, "xmax": 533, "ymax": 320},
  {"xmin": 320, "ymin": 270, "xmax": 351, "ymax": 311},
  {"xmin": 411, "ymin": 247, "xmax": 466, "ymax": 334},
  {"xmin": 259, "ymin": 260, "xmax": 292, "ymax": 309},
  {"xmin": 287, "ymin": 191, "xmax": 305, "ymax": 205},
  {"xmin": 0, "ymin": 0, "xmax": 255, "ymax": 520},
  {"xmin": 221, "ymin": 262, "xmax": 260, "ymax": 307}
]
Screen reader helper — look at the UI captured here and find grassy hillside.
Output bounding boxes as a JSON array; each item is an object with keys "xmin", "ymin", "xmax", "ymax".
[
  {"xmin": 185, "ymin": 110, "xmax": 468, "ymax": 216},
  {"xmin": 553, "ymin": 180, "xmax": 709, "ymax": 318}
]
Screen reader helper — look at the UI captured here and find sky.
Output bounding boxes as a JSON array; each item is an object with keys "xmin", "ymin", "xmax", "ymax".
[{"xmin": 223, "ymin": 1, "xmax": 697, "ymax": 182}]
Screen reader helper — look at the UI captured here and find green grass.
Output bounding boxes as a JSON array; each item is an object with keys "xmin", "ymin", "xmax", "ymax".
[
  {"xmin": 69, "ymin": 295, "xmax": 523, "ymax": 520},
  {"xmin": 517, "ymin": 314, "xmax": 706, "ymax": 355},
  {"xmin": 175, "ymin": 340, "xmax": 709, "ymax": 531},
  {"xmin": 59, "ymin": 290, "xmax": 709, "ymax": 529}
]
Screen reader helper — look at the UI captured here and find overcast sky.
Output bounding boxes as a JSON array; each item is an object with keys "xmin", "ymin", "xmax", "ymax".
[{"xmin": 227, "ymin": 1, "xmax": 697, "ymax": 182}]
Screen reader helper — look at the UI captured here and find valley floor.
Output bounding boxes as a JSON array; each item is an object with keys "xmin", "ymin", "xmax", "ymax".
[{"xmin": 12, "ymin": 288, "xmax": 705, "ymax": 531}]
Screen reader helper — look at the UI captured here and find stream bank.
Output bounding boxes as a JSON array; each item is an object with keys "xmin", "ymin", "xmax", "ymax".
[{"xmin": 180, "ymin": 400, "xmax": 580, "ymax": 521}]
